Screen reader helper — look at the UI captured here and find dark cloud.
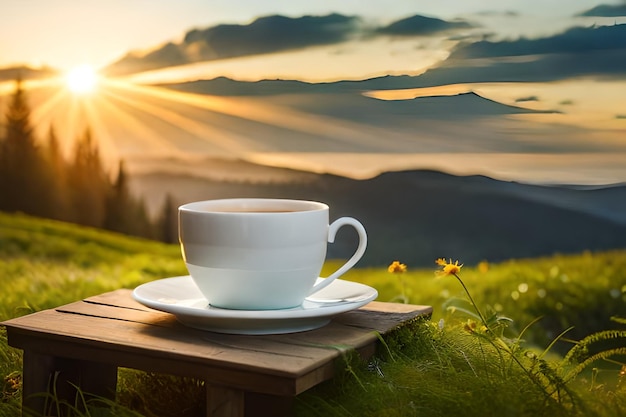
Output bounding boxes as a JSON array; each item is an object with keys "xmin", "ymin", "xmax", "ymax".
[
  {"xmin": 105, "ymin": 14, "xmax": 360, "ymax": 76},
  {"xmin": 475, "ymin": 10, "xmax": 520, "ymax": 17},
  {"xmin": 388, "ymin": 24, "xmax": 626, "ymax": 88},
  {"xmin": 104, "ymin": 13, "xmax": 478, "ymax": 76},
  {"xmin": 577, "ymin": 4, "xmax": 626, "ymax": 17},
  {"xmin": 515, "ymin": 96, "xmax": 539, "ymax": 103},
  {"xmin": 449, "ymin": 24, "xmax": 626, "ymax": 59},
  {"xmin": 414, "ymin": 47, "xmax": 626, "ymax": 86},
  {"xmin": 105, "ymin": 42, "xmax": 187, "ymax": 77},
  {"xmin": 183, "ymin": 13, "xmax": 359, "ymax": 58},
  {"xmin": 104, "ymin": 12, "xmax": 624, "ymax": 83},
  {"xmin": 376, "ymin": 14, "xmax": 473, "ymax": 36}
]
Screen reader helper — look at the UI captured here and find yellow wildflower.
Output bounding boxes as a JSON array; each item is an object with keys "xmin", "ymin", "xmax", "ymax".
[
  {"xmin": 463, "ymin": 319, "xmax": 477, "ymax": 333},
  {"xmin": 463, "ymin": 319, "xmax": 487, "ymax": 334},
  {"xmin": 436, "ymin": 258, "xmax": 463, "ymax": 276},
  {"xmin": 388, "ymin": 260, "xmax": 407, "ymax": 274}
]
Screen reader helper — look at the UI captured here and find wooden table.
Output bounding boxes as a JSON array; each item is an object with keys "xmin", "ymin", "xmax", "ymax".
[{"xmin": 3, "ymin": 289, "xmax": 432, "ymax": 417}]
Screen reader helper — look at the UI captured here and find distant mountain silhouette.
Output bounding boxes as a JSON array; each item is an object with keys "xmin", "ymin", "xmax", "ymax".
[
  {"xmin": 159, "ymin": 77, "xmax": 557, "ymax": 122},
  {"xmin": 0, "ymin": 65, "xmax": 58, "ymax": 82},
  {"xmin": 288, "ymin": 91, "xmax": 557, "ymax": 122},
  {"xmin": 129, "ymin": 162, "xmax": 626, "ymax": 267},
  {"xmin": 158, "ymin": 74, "xmax": 446, "ymax": 95},
  {"xmin": 158, "ymin": 76, "xmax": 344, "ymax": 96}
]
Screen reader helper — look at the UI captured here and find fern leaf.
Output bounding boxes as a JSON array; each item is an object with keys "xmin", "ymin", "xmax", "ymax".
[
  {"xmin": 564, "ymin": 347, "xmax": 626, "ymax": 382},
  {"xmin": 563, "ymin": 329, "xmax": 626, "ymax": 364}
]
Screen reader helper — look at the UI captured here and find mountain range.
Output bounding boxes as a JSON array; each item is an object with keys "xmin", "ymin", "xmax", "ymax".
[{"xmin": 129, "ymin": 158, "xmax": 626, "ymax": 268}]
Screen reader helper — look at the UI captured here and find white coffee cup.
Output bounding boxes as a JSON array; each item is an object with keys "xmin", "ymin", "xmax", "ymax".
[{"xmin": 178, "ymin": 198, "xmax": 367, "ymax": 310}]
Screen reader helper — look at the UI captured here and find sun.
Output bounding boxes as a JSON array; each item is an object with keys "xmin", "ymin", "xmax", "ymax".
[{"xmin": 65, "ymin": 65, "xmax": 99, "ymax": 94}]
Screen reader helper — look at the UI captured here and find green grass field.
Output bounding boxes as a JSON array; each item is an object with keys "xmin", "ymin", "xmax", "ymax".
[{"xmin": 1, "ymin": 211, "xmax": 625, "ymax": 416}]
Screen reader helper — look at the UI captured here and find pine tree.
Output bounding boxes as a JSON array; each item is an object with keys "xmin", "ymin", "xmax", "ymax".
[
  {"xmin": 67, "ymin": 129, "xmax": 110, "ymax": 227},
  {"xmin": 103, "ymin": 159, "xmax": 134, "ymax": 233},
  {"xmin": 43, "ymin": 126, "xmax": 70, "ymax": 221},
  {"xmin": 0, "ymin": 78, "xmax": 55, "ymax": 217},
  {"xmin": 129, "ymin": 196, "xmax": 155, "ymax": 239},
  {"xmin": 157, "ymin": 193, "xmax": 177, "ymax": 243},
  {"xmin": 104, "ymin": 160, "xmax": 157, "ymax": 239}
]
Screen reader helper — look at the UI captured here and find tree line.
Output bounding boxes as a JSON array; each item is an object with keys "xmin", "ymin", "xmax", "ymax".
[{"xmin": 0, "ymin": 79, "xmax": 177, "ymax": 243}]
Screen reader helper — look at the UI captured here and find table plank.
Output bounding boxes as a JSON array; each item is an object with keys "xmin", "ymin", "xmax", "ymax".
[
  {"xmin": 7, "ymin": 309, "xmax": 327, "ymax": 375},
  {"xmin": 7, "ymin": 314, "xmax": 309, "ymax": 395},
  {"xmin": 84, "ymin": 289, "xmax": 154, "ymax": 311},
  {"xmin": 83, "ymin": 289, "xmax": 433, "ymax": 323}
]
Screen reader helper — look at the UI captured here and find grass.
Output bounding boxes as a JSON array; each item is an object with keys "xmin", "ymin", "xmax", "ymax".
[
  {"xmin": 1, "ymin": 211, "xmax": 625, "ymax": 416},
  {"xmin": 296, "ymin": 319, "xmax": 626, "ymax": 417},
  {"xmin": 327, "ymin": 252, "xmax": 626, "ymax": 353},
  {"xmin": 0, "ymin": 212, "xmax": 187, "ymax": 316},
  {"xmin": 0, "ymin": 212, "xmax": 189, "ymax": 416}
]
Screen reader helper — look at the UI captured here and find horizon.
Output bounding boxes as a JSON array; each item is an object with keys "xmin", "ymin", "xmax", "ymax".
[{"xmin": 0, "ymin": 1, "xmax": 625, "ymax": 186}]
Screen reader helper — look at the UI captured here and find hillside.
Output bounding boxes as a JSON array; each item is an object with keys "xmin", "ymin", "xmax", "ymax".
[
  {"xmin": 0, "ymin": 211, "xmax": 187, "ymax": 316},
  {"xmin": 2, "ymin": 211, "xmax": 625, "ymax": 417},
  {"xmin": 129, "ymin": 165, "xmax": 626, "ymax": 267}
]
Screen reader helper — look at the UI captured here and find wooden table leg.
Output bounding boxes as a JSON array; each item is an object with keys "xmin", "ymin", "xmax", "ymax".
[
  {"xmin": 245, "ymin": 393, "xmax": 294, "ymax": 417},
  {"xmin": 21, "ymin": 351, "xmax": 117, "ymax": 417},
  {"xmin": 206, "ymin": 385, "xmax": 244, "ymax": 417},
  {"xmin": 205, "ymin": 386, "xmax": 294, "ymax": 417}
]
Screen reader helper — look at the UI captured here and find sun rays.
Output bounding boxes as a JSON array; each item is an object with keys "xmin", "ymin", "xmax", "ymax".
[
  {"xmin": 99, "ymin": 82, "xmax": 253, "ymax": 156},
  {"xmin": 9, "ymin": 76, "xmax": 275, "ymax": 160},
  {"xmin": 10, "ymin": 73, "xmax": 388, "ymax": 171},
  {"xmin": 121, "ymin": 81, "xmax": 393, "ymax": 144}
]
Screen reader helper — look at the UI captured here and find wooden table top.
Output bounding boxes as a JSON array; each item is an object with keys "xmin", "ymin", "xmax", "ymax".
[{"xmin": 3, "ymin": 289, "xmax": 432, "ymax": 396}]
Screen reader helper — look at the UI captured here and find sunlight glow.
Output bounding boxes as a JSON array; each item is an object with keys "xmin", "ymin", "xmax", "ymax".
[
  {"xmin": 66, "ymin": 65, "xmax": 99, "ymax": 94},
  {"xmin": 12, "ymin": 72, "xmax": 626, "ymax": 187}
]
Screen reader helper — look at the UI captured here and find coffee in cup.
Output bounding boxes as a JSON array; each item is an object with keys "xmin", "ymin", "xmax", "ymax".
[{"xmin": 178, "ymin": 198, "xmax": 367, "ymax": 310}]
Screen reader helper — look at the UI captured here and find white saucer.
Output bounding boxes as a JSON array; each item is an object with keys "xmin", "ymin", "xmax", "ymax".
[{"xmin": 132, "ymin": 276, "xmax": 378, "ymax": 335}]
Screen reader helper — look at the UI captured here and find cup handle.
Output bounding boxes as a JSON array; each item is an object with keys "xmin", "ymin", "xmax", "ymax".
[{"xmin": 308, "ymin": 217, "xmax": 367, "ymax": 295}]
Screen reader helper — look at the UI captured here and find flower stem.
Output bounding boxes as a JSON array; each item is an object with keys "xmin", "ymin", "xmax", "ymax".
[
  {"xmin": 453, "ymin": 273, "xmax": 488, "ymax": 325},
  {"xmin": 453, "ymin": 273, "xmax": 551, "ymax": 399}
]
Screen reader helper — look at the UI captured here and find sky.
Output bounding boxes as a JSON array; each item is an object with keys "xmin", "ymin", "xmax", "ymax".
[
  {"xmin": 0, "ymin": 1, "xmax": 625, "ymax": 185},
  {"xmin": 1, "ymin": 0, "xmax": 622, "ymax": 73}
]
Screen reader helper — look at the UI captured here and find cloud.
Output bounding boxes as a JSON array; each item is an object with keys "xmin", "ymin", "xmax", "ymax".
[
  {"xmin": 449, "ymin": 24, "xmax": 626, "ymax": 59},
  {"xmin": 515, "ymin": 96, "xmax": 539, "ymax": 103},
  {"xmin": 414, "ymin": 47, "xmax": 626, "ymax": 87},
  {"xmin": 402, "ymin": 23, "xmax": 624, "ymax": 85},
  {"xmin": 474, "ymin": 10, "xmax": 520, "ymax": 17},
  {"xmin": 105, "ymin": 13, "xmax": 360, "ymax": 76},
  {"xmin": 183, "ymin": 14, "xmax": 360, "ymax": 58},
  {"xmin": 577, "ymin": 4, "xmax": 626, "ymax": 17},
  {"xmin": 105, "ymin": 13, "xmax": 477, "ymax": 77},
  {"xmin": 375, "ymin": 14, "xmax": 473, "ymax": 36}
]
